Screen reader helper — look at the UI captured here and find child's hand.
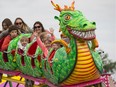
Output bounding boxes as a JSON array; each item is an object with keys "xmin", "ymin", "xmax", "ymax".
[
  {"xmin": 33, "ymin": 32, "xmax": 38, "ymax": 37},
  {"xmin": 49, "ymin": 27, "xmax": 54, "ymax": 34}
]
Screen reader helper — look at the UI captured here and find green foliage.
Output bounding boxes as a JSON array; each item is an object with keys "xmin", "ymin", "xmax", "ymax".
[{"xmin": 98, "ymin": 49, "xmax": 116, "ymax": 74}]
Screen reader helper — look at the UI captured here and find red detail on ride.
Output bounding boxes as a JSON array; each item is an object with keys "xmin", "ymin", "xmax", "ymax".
[
  {"xmin": 2, "ymin": 52, "xmax": 8, "ymax": 62},
  {"xmin": 17, "ymin": 48, "xmax": 25, "ymax": 66},
  {"xmin": 37, "ymin": 55, "xmax": 41, "ymax": 62},
  {"xmin": 21, "ymin": 56, "xmax": 25, "ymax": 66},
  {"xmin": 31, "ymin": 58, "xmax": 35, "ymax": 68},
  {"xmin": 27, "ymin": 41, "xmax": 38, "ymax": 56},
  {"xmin": 0, "ymin": 37, "xmax": 5, "ymax": 51},
  {"xmin": 27, "ymin": 41, "xmax": 39, "ymax": 68},
  {"xmin": 48, "ymin": 50, "xmax": 56, "ymax": 66},
  {"xmin": 48, "ymin": 50, "xmax": 56, "ymax": 61},
  {"xmin": 17, "ymin": 48, "xmax": 24, "ymax": 55},
  {"xmin": 11, "ymin": 50, "xmax": 16, "ymax": 56}
]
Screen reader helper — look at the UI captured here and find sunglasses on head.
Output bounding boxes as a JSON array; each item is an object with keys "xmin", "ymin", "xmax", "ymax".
[
  {"xmin": 16, "ymin": 22, "xmax": 22, "ymax": 25},
  {"xmin": 34, "ymin": 26, "xmax": 41, "ymax": 29}
]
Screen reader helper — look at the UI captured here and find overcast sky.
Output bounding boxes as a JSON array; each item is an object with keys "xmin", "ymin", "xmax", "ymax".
[{"xmin": 0, "ymin": 0, "xmax": 116, "ymax": 78}]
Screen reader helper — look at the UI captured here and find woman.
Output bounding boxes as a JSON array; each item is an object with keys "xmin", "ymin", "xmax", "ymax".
[
  {"xmin": 30, "ymin": 21, "xmax": 45, "ymax": 42},
  {"xmin": 0, "ymin": 18, "xmax": 12, "ymax": 39},
  {"xmin": 14, "ymin": 17, "xmax": 32, "ymax": 33},
  {"xmin": 30, "ymin": 21, "xmax": 55, "ymax": 42},
  {"xmin": 2, "ymin": 18, "xmax": 12, "ymax": 31}
]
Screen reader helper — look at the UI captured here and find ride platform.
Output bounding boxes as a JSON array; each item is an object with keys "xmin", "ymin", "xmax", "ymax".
[{"xmin": 0, "ymin": 69, "xmax": 115, "ymax": 87}]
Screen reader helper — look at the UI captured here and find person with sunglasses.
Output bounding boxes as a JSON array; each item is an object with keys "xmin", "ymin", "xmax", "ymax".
[
  {"xmin": 30, "ymin": 21, "xmax": 44, "ymax": 41},
  {"xmin": 30, "ymin": 21, "xmax": 55, "ymax": 42},
  {"xmin": 14, "ymin": 17, "xmax": 32, "ymax": 33},
  {"xmin": 0, "ymin": 17, "xmax": 32, "ymax": 39}
]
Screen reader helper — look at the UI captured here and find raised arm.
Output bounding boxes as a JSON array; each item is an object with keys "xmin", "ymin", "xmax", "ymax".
[{"xmin": 36, "ymin": 36, "xmax": 48, "ymax": 58}]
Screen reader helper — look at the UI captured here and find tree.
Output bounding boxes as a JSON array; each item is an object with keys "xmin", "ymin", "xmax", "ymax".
[{"xmin": 97, "ymin": 49, "xmax": 116, "ymax": 74}]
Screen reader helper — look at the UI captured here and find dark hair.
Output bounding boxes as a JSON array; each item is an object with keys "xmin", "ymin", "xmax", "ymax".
[
  {"xmin": 8, "ymin": 25, "xmax": 19, "ymax": 33},
  {"xmin": 33, "ymin": 21, "xmax": 45, "ymax": 32},
  {"xmin": 2, "ymin": 18, "xmax": 12, "ymax": 29}
]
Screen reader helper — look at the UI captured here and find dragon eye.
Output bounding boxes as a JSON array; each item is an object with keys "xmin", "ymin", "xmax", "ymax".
[{"xmin": 64, "ymin": 15, "xmax": 71, "ymax": 20}]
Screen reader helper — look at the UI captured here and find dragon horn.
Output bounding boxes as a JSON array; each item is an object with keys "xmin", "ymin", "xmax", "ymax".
[
  {"xmin": 51, "ymin": 0, "xmax": 62, "ymax": 12},
  {"xmin": 70, "ymin": 1, "xmax": 75, "ymax": 10}
]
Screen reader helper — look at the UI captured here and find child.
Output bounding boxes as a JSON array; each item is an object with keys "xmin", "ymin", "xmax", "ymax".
[
  {"xmin": 1, "ymin": 25, "xmax": 19, "ymax": 51},
  {"xmin": 51, "ymin": 42, "xmax": 62, "ymax": 51},
  {"xmin": 60, "ymin": 33, "xmax": 70, "ymax": 44},
  {"xmin": 37, "ymin": 32, "xmax": 62, "ymax": 58},
  {"xmin": 18, "ymin": 36, "xmax": 29, "ymax": 51},
  {"xmin": 37, "ymin": 32, "xmax": 62, "ymax": 68},
  {"xmin": 30, "ymin": 27, "xmax": 55, "ymax": 42},
  {"xmin": 36, "ymin": 32, "xmax": 53, "ymax": 57},
  {"xmin": 16, "ymin": 36, "xmax": 29, "ymax": 63}
]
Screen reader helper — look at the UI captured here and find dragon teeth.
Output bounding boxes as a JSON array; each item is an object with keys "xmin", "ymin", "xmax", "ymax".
[
  {"xmin": 73, "ymin": 30, "xmax": 76, "ymax": 33},
  {"xmin": 81, "ymin": 32, "xmax": 85, "ymax": 38},
  {"xmin": 71, "ymin": 30, "xmax": 95, "ymax": 39},
  {"xmin": 77, "ymin": 31, "xmax": 82, "ymax": 36}
]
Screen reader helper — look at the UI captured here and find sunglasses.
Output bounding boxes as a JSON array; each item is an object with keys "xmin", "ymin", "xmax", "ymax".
[
  {"xmin": 34, "ymin": 26, "xmax": 41, "ymax": 29},
  {"xmin": 16, "ymin": 22, "xmax": 22, "ymax": 25}
]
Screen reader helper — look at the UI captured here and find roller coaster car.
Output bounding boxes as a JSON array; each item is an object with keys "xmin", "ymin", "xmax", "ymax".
[
  {"xmin": 0, "ymin": 34, "xmax": 31, "ymax": 71},
  {"xmin": 0, "ymin": 36, "xmax": 17, "ymax": 70},
  {"xmin": 16, "ymin": 40, "xmax": 43, "ymax": 78}
]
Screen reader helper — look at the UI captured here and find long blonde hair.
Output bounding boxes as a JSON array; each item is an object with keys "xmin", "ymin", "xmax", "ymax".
[{"xmin": 14, "ymin": 17, "xmax": 30, "ymax": 33}]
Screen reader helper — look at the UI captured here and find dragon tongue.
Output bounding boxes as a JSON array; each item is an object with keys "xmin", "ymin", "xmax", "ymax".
[{"xmin": 67, "ymin": 26, "xmax": 72, "ymax": 31}]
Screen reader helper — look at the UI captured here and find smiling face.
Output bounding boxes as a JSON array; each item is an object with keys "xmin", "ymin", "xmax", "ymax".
[
  {"xmin": 20, "ymin": 36, "xmax": 29, "ymax": 47},
  {"xmin": 34, "ymin": 23, "xmax": 42, "ymax": 34},
  {"xmin": 56, "ymin": 10, "xmax": 96, "ymax": 40}
]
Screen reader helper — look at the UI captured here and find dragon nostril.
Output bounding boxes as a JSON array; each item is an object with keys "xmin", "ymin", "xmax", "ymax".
[
  {"xmin": 83, "ymin": 24, "xmax": 87, "ymax": 28},
  {"xmin": 92, "ymin": 22, "xmax": 96, "ymax": 25}
]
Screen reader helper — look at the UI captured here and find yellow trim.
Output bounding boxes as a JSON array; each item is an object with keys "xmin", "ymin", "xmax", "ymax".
[
  {"xmin": 72, "ymin": 67, "xmax": 96, "ymax": 75},
  {"xmin": 1, "ymin": 76, "xmax": 45, "ymax": 87},
  {"xmin": 78, "ymin": 48, "xmax": 89, "ymax": 53},
  {"xmin": 78, "ymin": 52, "xmax": 91, "ymax": 57},
  {"xmin": 77, "ymin": 58, "xmax": 93, "ymax": 65},
  {"xmin": 75, "ymin": 61, "xmax": 94, "ymax": 68},
  {"xmin": 77, "ymin": 55, "xmax": 92, "ymax": 61},
  {"xmin": 74, "ymin": 64, "xmax": 95, "ymax": 72},
  {"xmin": 78, "ymin": 45, "xmax": 88, "ymax": 49},
  {"xmin": 62, "ymin": 70, "xmax": 100, "ymax": 85},
  {"xmin": 62, "ymin": 72, "xmax": 100, "ymax": 85}
]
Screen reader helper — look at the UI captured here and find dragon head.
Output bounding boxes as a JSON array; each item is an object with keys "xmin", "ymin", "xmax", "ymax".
[{"xmin": 51, "ymin": 1, "xmax": 96, "ymax": 40}]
